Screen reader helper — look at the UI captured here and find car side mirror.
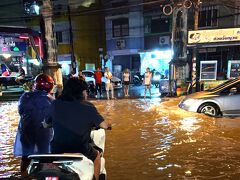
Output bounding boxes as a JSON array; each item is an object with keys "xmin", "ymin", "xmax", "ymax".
[{"xmin": 230, "ymin": 87, "xmax": 237, "ymax": 95}]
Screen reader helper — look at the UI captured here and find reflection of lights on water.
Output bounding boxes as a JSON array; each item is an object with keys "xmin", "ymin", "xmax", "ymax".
[
  {"xmin": 179, "ymin": 117, "xmax": 201, "ymax": 134},
  {"xmin": 157, "ymin": 164, "xmax": 182, "ymax": 171},
  {"xmin": 0, "ymin": 102, "xmax": 19, "ymax": 178},
  {"xmin": 185, "ymin": 170, "xmax": 192, "ymax": 176}
]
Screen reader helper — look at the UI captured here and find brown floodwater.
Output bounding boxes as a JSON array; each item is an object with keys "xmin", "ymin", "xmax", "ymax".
[{"xmin": 1, "ymin": 97, "xmax": 240, "ymax": 179}]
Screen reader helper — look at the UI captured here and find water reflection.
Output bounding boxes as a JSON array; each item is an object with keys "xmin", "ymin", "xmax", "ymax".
[
  {"xmin": 1, "ymin": 98, "xmax": 240, "ymax": 179},
  {"xmin": 179, "ymin": 117, "xmax": 201, "ymax": 135}
]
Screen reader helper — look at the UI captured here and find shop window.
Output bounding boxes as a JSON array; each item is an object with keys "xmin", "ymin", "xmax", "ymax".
[
  {"xmin": 85, "ymin": 63, "xmax": 95, "ymax": 71},
  {"xmin": 112, "ymin": 18, "xmax": 129, "ymax": 37},
  {"xmin": 200, "ymin": 61, "xmax": 217, "ymax": 80},
  {"xmin": 227, "ymin": 60, "xmax": 240, "ymax": 79},
  {"xmin": 23, "ymin": 0, "xmax": 40, "ymax": 15},
  {"xmin": 151, "ymin": 17, "xmax": 170, "ymax": 33},
  {"xmin": 199, "ymin": 6, "xmax": 218, "ymax": 28}
]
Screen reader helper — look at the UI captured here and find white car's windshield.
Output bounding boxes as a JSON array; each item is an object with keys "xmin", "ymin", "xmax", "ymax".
[{"xmin": 207, "ymin": 78, "xmax": 238, "ymax": 92}]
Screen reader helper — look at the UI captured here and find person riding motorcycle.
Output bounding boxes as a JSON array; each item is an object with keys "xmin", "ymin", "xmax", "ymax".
[
  {"xmin": 43, "ymin": 77, "xmax": 111, "ymax": 180},
  {"xmin": 13, "ymin": 73, "xmax": 55, "ymax": 176}
]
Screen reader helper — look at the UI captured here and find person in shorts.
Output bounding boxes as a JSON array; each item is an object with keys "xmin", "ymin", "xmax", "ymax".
[
  {"xmin": 144, "ymin": 67, "xmax": 152, "ymax": 98},
  {"xmin": 104, "ymin": 67, "xmax": 115, "ymax": 99},
  {"xmin": 122, "ymin": 68, "xmax": 130, "ymax": 97},
  {"xmin": 44, "ymin": 78, "xmax": 111, "ymax": 180},
  {"xmin": 94, "ymin": 67, "xmax": 103, "ymax": 98}
]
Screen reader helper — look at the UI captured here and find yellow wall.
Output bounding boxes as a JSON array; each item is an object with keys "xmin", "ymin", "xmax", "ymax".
[
  {"xmin": 57, "ymin": 44, "xmax": 71, "ymax": 54},
  {"xmin": 72, "ymin": 13, "xmax": 106, "ymax": 70},
  {"xmin": 26, "ymin": 5, "xmax": 106, "ymax": 71}
]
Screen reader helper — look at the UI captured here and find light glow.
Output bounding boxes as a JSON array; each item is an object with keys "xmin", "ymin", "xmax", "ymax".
[
  {"xmin": 2, "ymin": 47, "xmax": 8, "ymax": 52},
  {"xmin": 2, "ymin": 54, "xmax": 11, "ymax": 58},
  {"xmin": 28, "ymin": 59, "xmax": 40, "ymax": 66},
  {"xmin": 19, "ymin": 36, "xmax": 29, "ymax": 39},
  {"xmin": 139, "ymin": 50, "xmax": 172, "ymax": 77},
  {"xmin": 33, "ymin": 4, "xmax": 40, "ymax": 15}
]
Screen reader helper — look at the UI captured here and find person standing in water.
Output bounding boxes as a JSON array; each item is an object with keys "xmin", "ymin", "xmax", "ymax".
[
  {"xmin": 122, "ymin": 68, "xmax": 130, "ymax": 97},
  {"xmin": 144, "ymin": 67, "xmax": 152, "ymax": 98}
]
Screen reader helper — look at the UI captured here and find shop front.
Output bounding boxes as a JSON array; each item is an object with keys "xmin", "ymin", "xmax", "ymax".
[
  {"xmin": 188, "ymin": 28, "xmax": 240, "ymax": 90},
  {"xmin": 0, "ymin": 26, "xmax": 42, "ymax": 89}
]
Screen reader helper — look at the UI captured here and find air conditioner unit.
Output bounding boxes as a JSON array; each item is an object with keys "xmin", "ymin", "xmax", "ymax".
[
  {"xmin": 159, "ymin": 36, "xmax": 170, "ymax": 46},
  {"xmin": 116, "ymin": 39, "xmax": 125, "ymax": 49}
]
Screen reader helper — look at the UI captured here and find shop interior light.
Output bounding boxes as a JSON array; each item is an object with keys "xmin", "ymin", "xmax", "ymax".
[
  {"xmin": 2, "ymin": 53, "xmax": 11, "ymax": 58},
  {"xmin": 32, "ymin": 2, "xmax": 40, "ymax": 15},
  {"xmin": 153, "ymin": 50, "xmax": 173, "ymax": 59},
  {"xmin": 19, "ymin": 35, "xmax": 29, "ymax": 39}
]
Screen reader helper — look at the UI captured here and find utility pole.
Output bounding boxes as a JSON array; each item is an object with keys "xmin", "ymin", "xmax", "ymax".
[
  {"xmin": 191, "ymin": 0, "xmax": 200, "ymax": 92},
  {"xmin": 40, "ymin": 0, "xmax": 63, "ymax": 92},
  {"xmin": 67, "ymin": 5, "xmax": 77, "ymax": 74}
]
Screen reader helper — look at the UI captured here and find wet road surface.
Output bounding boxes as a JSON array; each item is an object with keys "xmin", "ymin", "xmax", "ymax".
[{"xmin": 1, "ymin": 96, "xmax": 240, "ymax": 179}]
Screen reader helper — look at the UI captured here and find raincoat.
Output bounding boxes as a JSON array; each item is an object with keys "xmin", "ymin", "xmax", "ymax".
[{"xmin": 14, "ymin": 90, "xmax": 54, "ymax": 157}]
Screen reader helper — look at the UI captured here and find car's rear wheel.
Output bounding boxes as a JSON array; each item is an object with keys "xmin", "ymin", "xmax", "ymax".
[{"xmin": 199, "ymin": 103, "xmax": 220, "ymax": 117}]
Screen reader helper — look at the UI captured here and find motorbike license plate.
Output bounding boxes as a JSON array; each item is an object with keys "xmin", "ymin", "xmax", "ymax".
[{"xmin": 45, "ymin": 177, "xmax": 59, "ymax": 180}]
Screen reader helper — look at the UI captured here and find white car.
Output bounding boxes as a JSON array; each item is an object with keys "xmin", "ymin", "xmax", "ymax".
[
  {"xmin": 82, "ymin": 70, "xmax": 122, "ymax": 89},
  {"xmin": 178, "ymin": 78, "xmax": 240, "ymax": 117}
]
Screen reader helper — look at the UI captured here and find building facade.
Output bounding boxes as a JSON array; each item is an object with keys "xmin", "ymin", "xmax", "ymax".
[
  {"xmin": 103, "ymin": 0, "xmax": 144, "ymax": 77},
  {"xmin": 187, "ymin": 0, "xmax": 240, "ymax": 87}
]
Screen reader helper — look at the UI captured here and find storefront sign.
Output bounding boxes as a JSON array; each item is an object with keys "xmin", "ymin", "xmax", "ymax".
[{"xmin": 188, "ymin": 28, "xmax": 240, "ymax": 44}]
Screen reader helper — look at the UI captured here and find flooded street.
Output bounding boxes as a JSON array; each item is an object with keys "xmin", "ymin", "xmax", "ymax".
[{"xmin": 1, "ymin": 97, "xmax": 240, "ymax": 179}]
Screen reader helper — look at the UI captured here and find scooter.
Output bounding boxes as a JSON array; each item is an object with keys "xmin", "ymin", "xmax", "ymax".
[
  {"xmin": 27, "ymin": 128, "xmax": 107, "ymax": 180},
  {"xmin": 133, "ymin": 72, "xmax": 143, "ymax": 85}
]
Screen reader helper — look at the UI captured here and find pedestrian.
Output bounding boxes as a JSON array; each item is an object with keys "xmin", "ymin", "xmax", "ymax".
[
  {"xmin": 122, "ymin": 68, "xmax": 130, "ymax": 97},
  {"xmin": 42, "ymin": 78, "xmax": 112, "ymax": 180},
  {"xmin": 13, "ymin": 73, "xmax": 55, "ymax": 177},
  {"xmin": 15, "ymin": 66, "xmax": 25, "ymax": 84},
  {"xmin": 78, "ymin": 70, "xmax": 86, "ymax": 81},
  {"xmin": 144, "ymin": 67, "xmax": 152, "ymax": 98},
  {"xmin": 78, "ymin": 70, "xmax": 88, "ymax": 99},
  {"xmin": 104, "ymin": 67, "xmax": 115, "ymax": 100},
  {"xmin": 94, "ymin": 67, "xmax": 103, "ymax": 98},
  {"xmin": 67, "ymin": 70, "xmax": 75, "ymax": 79}
]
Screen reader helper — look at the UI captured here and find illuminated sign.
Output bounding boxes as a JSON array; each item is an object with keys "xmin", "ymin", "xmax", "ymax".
[
  {"xmin": 2, "ymin": 47, "xmax": 8, "ymax": 52},
  {"xmin": 188, "ymin": 28, "xmax": 240, "ymax": 44}
]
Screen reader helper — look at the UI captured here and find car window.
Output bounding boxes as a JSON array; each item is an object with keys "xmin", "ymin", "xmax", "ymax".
[
  {"xmin": 207, "ymin": 78, "xmax": 238, "ymax": 92},
  {"xmin": 219, "ymin": 81, "xmax": 240, "ymax": 95}
]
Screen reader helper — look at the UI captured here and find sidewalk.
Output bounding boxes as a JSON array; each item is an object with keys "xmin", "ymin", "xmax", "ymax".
[
  {"xmin": 0, "ymin": 84, "xmax": 162, "ymax": 101},
  {"xmin": 88, "ymin": 84, "xmax": 161, "ymax": 100}
]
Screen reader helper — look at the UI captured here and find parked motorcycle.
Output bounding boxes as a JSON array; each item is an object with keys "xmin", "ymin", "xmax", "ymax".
[
  {"xmin": 27, "ymin": 128, "xmax": 108, "ymax": 180},
  {"xmin": 87, "ymin": 81, "xmax": 96, "ymax": 97},
  {"xmin": 133, "ymin": 72, "xmax": 144, "ymax": 85},
  {"xmin": 151, "ymin": 69, "xmax": 161, "ymax": 88}
]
